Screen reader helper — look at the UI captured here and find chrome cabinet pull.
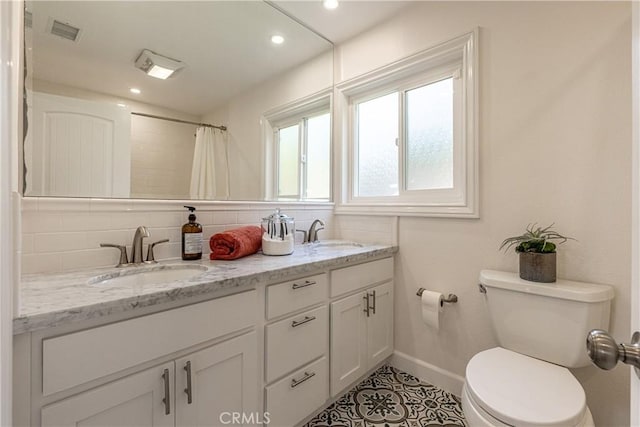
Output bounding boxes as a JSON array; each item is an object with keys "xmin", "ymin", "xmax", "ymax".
[
  {"xmin": 292, "ymin": 280, "xmax": 316, "ymax": 290},
  {"xmin": 290, "ymin": 371, "xmax": 316, "ymax": 388},
  {"xmin": 363, "ymin": 293, "xmax": 370, "ymax": 317},
  {"xmin": 369, "ymin": 290, "xmax": 376, "ymax": 315},
  {"xmin": 184, "ymin": 361, "xmax": 193, "ymax": 404},
  {"xmin": 162, "ymin": 368, "xmax": 171, "ymax": 415},
  {"xmin": 291, "ymin": 315, "xmax": 316, "ymax": 328}
]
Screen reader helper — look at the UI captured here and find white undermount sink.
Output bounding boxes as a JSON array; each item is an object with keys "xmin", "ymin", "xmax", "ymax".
[{"xmin": 89, "ymin": 265, "xmax": 208, "ymax": 287}]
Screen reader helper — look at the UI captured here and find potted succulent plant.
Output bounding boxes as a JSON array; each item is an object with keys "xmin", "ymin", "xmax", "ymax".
[{"xmin": 499, "ymin": 223, "xmax": 573, "ymax": 283}]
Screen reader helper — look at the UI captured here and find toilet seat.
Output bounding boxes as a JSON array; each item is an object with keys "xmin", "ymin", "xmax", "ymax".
[{"xmin": 465, "ymin": 347, "xmax": 587, "ymax": 427}]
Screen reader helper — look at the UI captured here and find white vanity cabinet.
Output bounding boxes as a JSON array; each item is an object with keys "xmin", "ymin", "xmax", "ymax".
[
  {"xmin": 330, "ymin": 259, "xmax": 394, "ymax": 397},
  {"xmin": 41, "ymin": 362, "xmax": 175, "ymax": 427},
  {"xmin": 18, "ymin": 290, "xmax": 259, "ymax": 427},
  {"xmin": 264, "ymin": 273, "xmax": 330, "ymax": 426},
  {"xmin": 14, "ymin": 252, "xmax": 397, "ymax": 427},
  {"xmin": 41, "ymin": 332, "xmax": 257, "ymax": 427},
  {"xmin": 174, "ymin": 332, "xmax": 258, "ymax": 427}
]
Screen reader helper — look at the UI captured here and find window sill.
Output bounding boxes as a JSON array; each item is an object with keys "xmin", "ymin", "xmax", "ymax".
[{"xmin": 334, "ymin": 202, "xmax": 478, "ymax": 218}]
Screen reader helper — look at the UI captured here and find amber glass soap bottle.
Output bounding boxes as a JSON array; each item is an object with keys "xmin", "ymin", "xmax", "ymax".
[{"xmin": 182, "ymin": 206, "xmax": 203, "ymax": 260}]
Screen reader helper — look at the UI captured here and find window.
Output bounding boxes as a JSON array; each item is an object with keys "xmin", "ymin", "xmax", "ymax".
[
  {"xmin": 264, "ymin": 91, "xmax": 332, "ymax": 201},
  {"xmin": 275, "ymin": 112, "xmax": 330, "ymax": 200},
  {"xmin": 337, "ymin": 30, "xmax": 478, "ymax": 217}
]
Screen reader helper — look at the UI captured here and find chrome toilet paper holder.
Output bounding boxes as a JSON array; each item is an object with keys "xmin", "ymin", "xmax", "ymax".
[{"xmin": 416, "ymin": 288, "xmax": 458, "ymax": 304}]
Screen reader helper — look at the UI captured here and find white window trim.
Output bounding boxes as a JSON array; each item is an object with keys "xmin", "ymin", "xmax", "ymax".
[
  {"xmin": 262, "ymin": 89, "xmax": 332, "ymax": 201},
  {"xmin": 335, "ymin": 29, "xmax": 478, "ymax": 218}
]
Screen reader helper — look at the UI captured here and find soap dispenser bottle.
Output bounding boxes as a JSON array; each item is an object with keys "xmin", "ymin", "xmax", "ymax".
[{"xmin": 182, "ymin": 206, "xmax": 203, "ymax": 260}]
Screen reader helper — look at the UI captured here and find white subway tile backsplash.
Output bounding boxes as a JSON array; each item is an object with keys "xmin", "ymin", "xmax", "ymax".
[
  {"xmin": 334, "ymin": 215, "xmax": 397, "ymax": 245},
  {"xmin": 61, "ymin": 249, "xmax": 118, "ymax": 271},
  {"xmin": 37, "ymin": 232, "xmax": 88, "ymax": 253},
  {"xmin": 211, "ymin": 211, "xmax": 237, "ymax": 225},
  {"xmin": 60, "ymin": 213, "xmax": 114, "ymax": 232},
  {"xmin": 22, "ymin": 234, "xmax": 34, "ymax": 254},
  {"xmin": 236, "ymin": 211, "xmax": 264, "ymax": 225},
  {"xmin": 22, "ymin": 212, "xmax": 62, "ymax": 233},
  {"xmin": 21, "ymin": 199, "xmax": 335, "ymax": 274},
  {"xmin": 23, "ymin": 253, "xmax": 63, "ymax": 274},
  {"xmin": 85, "ymin": 230, "xmax": 131, "ymax": 249}
]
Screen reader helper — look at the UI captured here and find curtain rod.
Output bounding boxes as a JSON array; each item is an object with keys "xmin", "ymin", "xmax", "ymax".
[{"xmin": 131, "ymin": 112, "xmax": 227, "ymax": 131}]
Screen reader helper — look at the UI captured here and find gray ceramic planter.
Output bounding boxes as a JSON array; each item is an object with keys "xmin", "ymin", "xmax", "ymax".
[{"xmin": 519, "ymin": 252, "xmax": 556, "ymax": 283}]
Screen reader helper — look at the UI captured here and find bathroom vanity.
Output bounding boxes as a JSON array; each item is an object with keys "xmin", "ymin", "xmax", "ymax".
[{"xmin": 12, "ymin": 242, "xmax": 396, "ymax": 427}]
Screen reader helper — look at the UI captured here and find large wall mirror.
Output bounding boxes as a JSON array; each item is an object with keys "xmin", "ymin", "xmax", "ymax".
[{"xmin": 23, "ymin": 1, "xmax": 333, "ymax": 201}]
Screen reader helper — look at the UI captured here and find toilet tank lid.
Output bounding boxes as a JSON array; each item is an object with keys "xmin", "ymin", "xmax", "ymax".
[{"xmin": 479, "ymin": 270, "xmax": 614, "ymax": 302}]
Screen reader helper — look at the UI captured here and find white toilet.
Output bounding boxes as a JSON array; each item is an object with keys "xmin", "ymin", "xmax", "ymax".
[{"xmin": 462, "ymin": 270, "xmax": 614, "ymax": 427}]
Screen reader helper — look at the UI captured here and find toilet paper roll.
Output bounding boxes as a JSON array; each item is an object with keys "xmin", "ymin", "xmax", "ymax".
[{"xmin": 421, "ymin": 290, "xmax": 444, "ymax": 330}]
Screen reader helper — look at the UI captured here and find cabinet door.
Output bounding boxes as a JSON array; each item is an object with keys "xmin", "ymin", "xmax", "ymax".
[
  {"xmin": 330, "ymin": 292, "xmax": 367, "ymax": 397},
  {"xmin": 41, "ymin": 363, "xmax": 174, "ymax": 427},
  {"xmin": 175, "ymin": 332, "xmax": 258, "ymax": 427},
  {"xmin": 367, "ymin": 281, "xmax": 394, "ymax": 367}
]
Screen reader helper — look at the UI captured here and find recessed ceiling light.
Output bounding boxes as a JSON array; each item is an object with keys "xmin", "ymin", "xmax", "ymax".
[
  {"xmin": 323, "ymin": 0, "xmax": 339, "ymax": 10},
  {"xmin": 271, "ymin": 35, "xmax": 284, "ymax": 45},
  {"xmin": 117, "ymin": 103, "xmax": 127, "ymax": 108},
  {"xmin": 129, "ymin": 88, "xmax": 141, "ymax": 95}
]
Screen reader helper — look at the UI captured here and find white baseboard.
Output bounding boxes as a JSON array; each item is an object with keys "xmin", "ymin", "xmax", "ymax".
[{"xmin": 389, "ymin": 350, "xmax": 465, "ymax": 397}]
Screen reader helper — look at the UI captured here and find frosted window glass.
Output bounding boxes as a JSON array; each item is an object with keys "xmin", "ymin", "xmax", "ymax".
[
  {"xmin": 356, "ymin": 92, "xmax": 399, "ymax": 197},
  {"xmin": 306, "ymin": 113, "xmax": 331, "ymax": 199},
  {"xmin": 406, "ymin": 78, "xmax": 454, "ymax": 190},
  {"xmin": 278, "ymin": 124, "xmax": 299, "ymax": 197}
]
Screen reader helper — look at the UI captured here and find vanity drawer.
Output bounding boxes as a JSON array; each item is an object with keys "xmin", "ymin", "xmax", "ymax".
[
  {"xmin": 331, "ymin": 257, "xmax": 393, "ymax": 297},
  {"xmin": 265, "ymin": 305, "xmax": 328, "ymax": 383},
  {"xmin": 266, "ymin": 356, "xmax": 328, "ymax": 427},
  {"xmin": 266, "ymin": 273, "xmax": 327, "ymax": 319},
  {"xmin": 42, "ymin": 290, "xmax": 257, "ymax": 396}
]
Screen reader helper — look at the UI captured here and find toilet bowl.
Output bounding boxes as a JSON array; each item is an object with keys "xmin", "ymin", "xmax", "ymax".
[
  {"xmin": 462, "ymin": 347, "xmax": 594, "ymax": 427},
  {"xmin": 462, "ymin": 271, "xmax": 613, "ymax": 427}
]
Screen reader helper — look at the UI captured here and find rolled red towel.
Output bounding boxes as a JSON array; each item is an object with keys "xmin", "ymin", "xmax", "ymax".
[{"xmin": 209, "ymin": 226, "xmax": 262, "ymax": 260}]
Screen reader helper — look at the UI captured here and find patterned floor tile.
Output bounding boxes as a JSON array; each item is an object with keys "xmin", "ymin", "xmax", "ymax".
[{"xmin": 304, "ymin": 365, "xmax": 467, "ymax": 427}]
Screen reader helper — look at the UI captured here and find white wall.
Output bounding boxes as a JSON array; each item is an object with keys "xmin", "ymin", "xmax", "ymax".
[
  {"xmin": 202, "ymin": 50, "xmax": 333, "ymax": 200},
  {"xmin": 333, "ymin": 2, "xmax": 631, "ymax": 425}
]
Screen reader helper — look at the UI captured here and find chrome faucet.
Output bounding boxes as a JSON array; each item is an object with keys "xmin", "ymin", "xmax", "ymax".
[
  {"xmin": 307, "ymin": 219, "xmax": 325, "ymax": 243},
  {"xmin": 131, "ymin": 225, "xmax": 150, "ymax": 264}
]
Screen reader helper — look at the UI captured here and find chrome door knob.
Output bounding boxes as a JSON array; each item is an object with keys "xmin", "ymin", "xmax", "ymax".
[{"xmin": 586, "ymin": 329, "xmax": 640, "ymax": 374}]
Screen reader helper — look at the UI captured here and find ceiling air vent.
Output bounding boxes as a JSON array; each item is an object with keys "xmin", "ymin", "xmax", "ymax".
[{"xmin": 48, "ymin": 19, "xmax": 81, "ymax": 42}]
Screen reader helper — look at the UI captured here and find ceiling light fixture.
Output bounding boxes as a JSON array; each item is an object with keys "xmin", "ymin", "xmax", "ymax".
[
  {"xmin": 271, "ymin": 35, "xmax": 285, "ymax": 45},
  {"xmin": 129, "ymin": 88, "xmax": 141, "ymax": 95},
  {"xmin": 134, "ymin": 49, "xmax": 184, "ymax": 80},
  {"xmin": 323, "ymin": 0, "xmax": 339, "ymax": 10}
]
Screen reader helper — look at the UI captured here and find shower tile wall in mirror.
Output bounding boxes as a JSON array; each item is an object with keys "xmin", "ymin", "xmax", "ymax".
[{"xmin": 23, "ymin": 1, "xmax": 333, "ymax": 201}]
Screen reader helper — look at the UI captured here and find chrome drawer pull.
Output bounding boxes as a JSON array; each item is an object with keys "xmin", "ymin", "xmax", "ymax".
[
  {"xmin": 184, "ymin": 360, "xmax": 193, "ymax": 404},
  {"xmin": 290, "ymin": 371, "xmax": 316, "ymax": 388},
  {"xmin": 162, "ymin": 368, "xmax": 171, "ymax": 415},
  {"xmin": 291, "ymin": 315, "xmax": 316, "ymax": 328},
  {"xmin": 292, "ymin": 280, "xmax": 316, "ymax": 290}
]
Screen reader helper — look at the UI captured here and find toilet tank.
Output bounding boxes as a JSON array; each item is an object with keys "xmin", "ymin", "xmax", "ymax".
[{"xmin": 479, "ymin": 270, "xmax": 614, "ymax": 368}]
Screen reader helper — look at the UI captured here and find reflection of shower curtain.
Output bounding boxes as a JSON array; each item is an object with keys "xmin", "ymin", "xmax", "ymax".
[{"xmin": 189, "ymin": 127, "xmax": 229, "ymax": 200}]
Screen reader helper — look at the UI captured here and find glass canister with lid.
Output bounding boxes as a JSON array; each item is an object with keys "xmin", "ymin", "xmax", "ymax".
[{"xmin": 261, "ymin": 208, "xmax": 295, "ymax": 255}]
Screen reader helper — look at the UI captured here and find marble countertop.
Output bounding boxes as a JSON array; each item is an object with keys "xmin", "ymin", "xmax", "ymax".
[{"xmin": 15, "ymin": 241, "xmax": 397, "ymax": 335}]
